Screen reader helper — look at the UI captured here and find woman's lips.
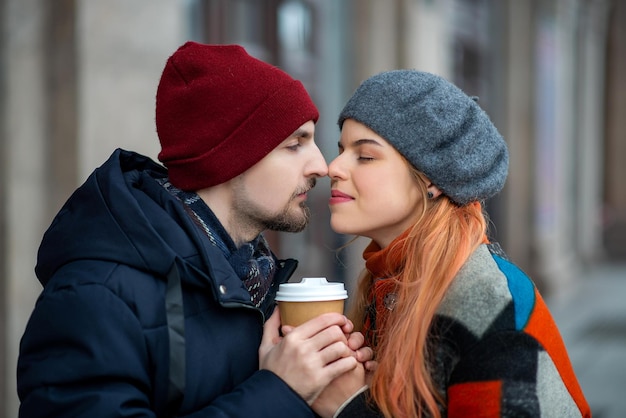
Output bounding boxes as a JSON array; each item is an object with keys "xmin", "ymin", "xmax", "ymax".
[{"xmin": 329, "ymin": 190, "xmax": 354, "ymax": 205}]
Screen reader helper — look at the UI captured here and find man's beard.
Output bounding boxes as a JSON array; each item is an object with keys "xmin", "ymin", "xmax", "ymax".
[
  {"xmin": 233, "ymin": 178, "xmax": 316, "ymax": 234},
  {"xmin": 262, "ymin": 199, "xmax": 311, "ymax": 233},
  {"xmin": 262, "ymin": 178, "xmax": 316, "ymax": 233}
]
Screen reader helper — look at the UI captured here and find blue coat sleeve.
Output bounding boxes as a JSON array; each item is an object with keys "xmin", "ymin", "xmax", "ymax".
[
  {"xmin": 180, "ymin": 370, "xmax": 314, "ymax": 418},
  {"xmin": 17, "ymin": 282, "xmax": 314, "ymax": 418}
]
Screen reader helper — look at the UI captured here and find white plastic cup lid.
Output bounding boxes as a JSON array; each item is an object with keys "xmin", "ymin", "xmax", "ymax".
[{"xmin": 275, "ymin": 277, "xmax": 348, "ymax": 302}]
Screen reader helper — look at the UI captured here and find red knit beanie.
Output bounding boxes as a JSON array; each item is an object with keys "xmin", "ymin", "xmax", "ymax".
[{"xmin": 156, "ymin": 42, "xmax": 319, "ymax": 190}]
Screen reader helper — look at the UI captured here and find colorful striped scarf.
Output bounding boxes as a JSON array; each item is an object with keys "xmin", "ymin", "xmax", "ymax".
[{"xmin": 158, "ymin": 178, "xmax": 276, "ymax": 308}]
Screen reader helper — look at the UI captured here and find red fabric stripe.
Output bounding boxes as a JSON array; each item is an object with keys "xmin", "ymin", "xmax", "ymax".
[
  {"xmin": 448, "ymin": 381, "xmax": 501, "ymax": 417},
  {"xmin": 525, "ymin": 289, "xmax": 591, "ymax": 417}
]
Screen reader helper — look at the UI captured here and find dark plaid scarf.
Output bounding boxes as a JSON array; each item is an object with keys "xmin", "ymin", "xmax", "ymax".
[{"xmin": 157, "ymin": 178, "xmax": 276, "ymax": 308}]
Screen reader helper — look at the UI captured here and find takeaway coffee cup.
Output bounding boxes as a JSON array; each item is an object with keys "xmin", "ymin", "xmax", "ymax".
[{"xmin": 275, "ymin": 277, "xmax": 348, "ymax": 327}]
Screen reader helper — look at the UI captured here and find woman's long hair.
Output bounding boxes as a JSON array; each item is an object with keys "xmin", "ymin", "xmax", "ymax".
[{"xmin": 348, "ymin": 166, "xmax": 488, "ymax": 418}]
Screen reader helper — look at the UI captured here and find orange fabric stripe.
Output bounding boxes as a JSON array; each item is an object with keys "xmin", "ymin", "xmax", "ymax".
[
  {"xmin": 448, "ymin": 381, "xmax": 501, "ymax": 417},
  {"xmin": 525, "ymin": 289, "xmax": 591, "ymax": 417}
]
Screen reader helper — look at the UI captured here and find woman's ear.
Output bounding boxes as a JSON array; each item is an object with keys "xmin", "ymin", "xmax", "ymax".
[{"xmin": 426, "ymin": 184, "xmax": 442, "ymax": 199}]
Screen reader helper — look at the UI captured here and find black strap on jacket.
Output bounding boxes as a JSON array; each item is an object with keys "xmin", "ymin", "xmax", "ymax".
[{"xmin": 165, "ymin": 262, "xmax": 186, "ymax": 416}]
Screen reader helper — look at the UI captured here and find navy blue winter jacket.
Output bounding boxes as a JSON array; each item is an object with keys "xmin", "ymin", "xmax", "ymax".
[{"xmin": 17, "ymin": 149, "xmax": 313, "ymax": 417}]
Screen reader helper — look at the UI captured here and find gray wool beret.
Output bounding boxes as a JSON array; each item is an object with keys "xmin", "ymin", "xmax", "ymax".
[{"xmin": 338, "ymin": 70, "xmax": 509, "ymax": 205}]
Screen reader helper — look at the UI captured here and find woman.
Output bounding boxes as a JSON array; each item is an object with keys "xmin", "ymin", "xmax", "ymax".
[{"xmin": 314, "ymin": 70, "xmax": 591, "ymax": 418}]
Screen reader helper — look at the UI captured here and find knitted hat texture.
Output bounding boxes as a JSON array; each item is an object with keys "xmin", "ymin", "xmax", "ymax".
[
  {"xmin": 338, "ymin": 70, "xmax": 509, "ymax": 205},
  {"xmin": 156, "ymin": 42, "xmax": 319, "ymax": 190}
]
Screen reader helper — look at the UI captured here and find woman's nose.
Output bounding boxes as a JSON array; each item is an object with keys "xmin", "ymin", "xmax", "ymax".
[{"xmin": 328, "ymin": 156, "xmax": 346, "ymax": 180}]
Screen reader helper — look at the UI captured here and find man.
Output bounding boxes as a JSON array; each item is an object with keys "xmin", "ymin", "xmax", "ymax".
[{"xmin": 17, "ymin": 42, "xmax": 363, "ymax": 417}]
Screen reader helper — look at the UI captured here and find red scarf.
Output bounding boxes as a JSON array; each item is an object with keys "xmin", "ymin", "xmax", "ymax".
[{"xmin": 361, "ymin": 229, "xmax": 410, "ymax": 348}]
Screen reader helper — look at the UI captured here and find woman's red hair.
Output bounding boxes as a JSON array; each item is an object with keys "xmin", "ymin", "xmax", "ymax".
[{"xmin": 348, "ymin": 168, "xmax": 488, "ymax": 418}]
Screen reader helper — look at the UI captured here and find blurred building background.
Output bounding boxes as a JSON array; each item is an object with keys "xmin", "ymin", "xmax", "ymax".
[{"xmin": 0, "ymin": 0, "xmax": 624, "ymax": 416}]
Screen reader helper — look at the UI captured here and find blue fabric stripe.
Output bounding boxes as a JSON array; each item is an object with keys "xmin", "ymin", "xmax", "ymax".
[{"xmin": 493, "ymin": 255, "xmax": 536, "ymax": 329}]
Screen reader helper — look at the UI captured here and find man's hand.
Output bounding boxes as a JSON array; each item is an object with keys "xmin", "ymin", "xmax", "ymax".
[{"xmin": 259, "ymin": 309, "xmax": 358, "ymax": 404}]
